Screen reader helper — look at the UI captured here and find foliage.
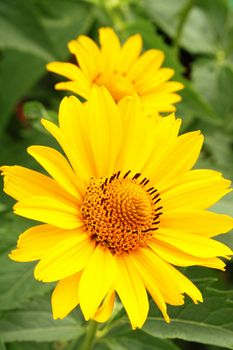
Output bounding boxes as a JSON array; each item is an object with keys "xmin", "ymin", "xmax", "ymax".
[{"xmin": 0, "ymin": 0, "xmax": 233, "ymax": 349}]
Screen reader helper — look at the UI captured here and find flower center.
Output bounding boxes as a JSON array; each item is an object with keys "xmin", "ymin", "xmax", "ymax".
[
  {"xmin": 81, "ymin": 171, "xmax": 162, "ymax": 255},
  {"xmin": 94, "ymin": 73, "xmax": 136, "ymax": 102}
]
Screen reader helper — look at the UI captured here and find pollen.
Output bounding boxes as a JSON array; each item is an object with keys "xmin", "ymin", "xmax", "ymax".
[{"xmin": 81, "ymin": 171, "xmax": 163, "ymax": 255}]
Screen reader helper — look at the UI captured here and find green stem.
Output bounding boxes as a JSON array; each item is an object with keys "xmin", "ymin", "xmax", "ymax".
[
  {"xmin": 173, "ymin": 0, "xmax": 196, "ymax": 57},
  {"xmin": 79, "ymin": 320, "xmax": 98, "ymax": 350}
]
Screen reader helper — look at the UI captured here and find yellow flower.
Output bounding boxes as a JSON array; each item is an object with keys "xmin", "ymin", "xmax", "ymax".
[
  {"xmin": 47, "ymin": 27, "xmax": 184, "ymax": 114},
  {"xmin": 1, "ymin": 87, "xmax": 232, "ymax": 329}
]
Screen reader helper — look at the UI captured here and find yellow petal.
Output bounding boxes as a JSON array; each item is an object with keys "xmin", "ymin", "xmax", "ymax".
[
  {"xmin": 162, "ymin": 169, "xmax": 232, "ymax": 211},
  {"xmin": 135, "ymin": 248, "xmax": 203, "ymax": 304},
  {"xmin": 141, "ymin": 92, "xmax": 182, "ymax": 112},
  {"xmin": 117, "ymin": 95, "xmax": 156, "ymax": 174},
  {"xmin": 93, "ymin": 290, "xmax": 115, "ymax": 323},
  {"xmin": 99, "ymin": 27, "xmax": 121, "ymax": 74},
  {"xmin": 34, "ymin": 234, "xmax": 95, "ymax": 282},
  {"xmin": 141, "ymin": 114, "xmax": 181, "ymax": 174},
  {"xmin": 115, "ymin": 253, "xmax": 149, "ymax": 329},
  {"xmin": 14, "ymin": 195, "xmax": 82, "ymax": 229},
  {"xmin": 117, "ymin": 34, "xmax": 142, "ymax": 74},
  {"xmin": 149, "ymin": 239, "xmax": 226, "ymax": 270},
  {"xmin": 68, "ymin": 36, "xmax": 100, "ymax": 80},
  {"xmin": 84, "ymin": 86, "xmax": 122, "ymax": 176},
  {"xmin": 129, "ymin": 251, "xmax": 170, "ymax": 322},
  {"xmin": 41, "ymin": 118, "xmax": 89, "ymax": 193},
  {"xmin": 46, "ymin": 62, "xmax": 91, "ymax": 98},
  {"xmin": 155, "ymin": 229, "xmax": 232, "ymax": 258},
  {"xmin": 55, "ymin": 81, "xmax": 90, "ymax": 99},
  {"xmin": 136, "ymin": 68, "xmax": 174, "ymax": 95},
  {"xmin": 79, "ymin": 246, "xmax": 117, "ymax": 320},
  {"xmin": 150, "ymin": 81, "xmax": 184, "ymax": 94},
  {"xmin": 131, "ymin": 247, "xmax": 184, "ymax": 306},
  {"xmin": 28, "ymin": 146, "xmax": 82, "ymax": 202},
  {"xmin": 127, "ymin": 49, "xmax": 164, "ymax": 82},
  {"xmin": 0, "ymin": 165, "xmax": 77, "ymax": 204},
  {"xmin": 52, "ymin": 272, "xmax": 82, "ymax": 319},
  {"xmin": 150, "ymin": 131, "xmax": 204, "ymax": 192},
  {"xmin": 160, "ymin": 210, "xmax": 233, "ymax": 237},
  {"xmin": 10, "ymin": 224, "xmax": 81, "ymax": 262}
]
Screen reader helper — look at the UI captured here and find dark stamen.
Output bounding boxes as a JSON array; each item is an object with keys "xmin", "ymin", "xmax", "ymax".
[
  {"xmin": 133, "ymin": 173, "xmax": 141, "ymax": 180},
  {"xmin": 152, "ymin": 193, "xmax": 160, "ymax": 200},
  {"xmin": 123, "ymin": 170, "xmax": 131, "ymax": 178},
  {"xmin": 147, "ymin": 187, "xmax": 154, "ymax": 192},
  {"xmin": 154, "ymin": 198, "xmax": 161, "ymax": 205},
  {"xmin": 140, "ymin": 177, "xmax": 147, "ymax": 184},
  {"xmin": 150, "ymin": 188, "xmax": 158, "ymax": 195},
  {"xmin": 156, "ymin": 206, "xmax": 163, "ymax": 211}
]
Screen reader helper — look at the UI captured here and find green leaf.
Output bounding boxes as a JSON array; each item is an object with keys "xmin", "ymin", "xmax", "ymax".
[
  {"xmin": 0, "ymin": 0, "xmax": 55, "ymax": 60},
  {"xmin": 0, "ymin": 340, "xmax": 6, "ymax": 350},
  {"xmin": 141, "ymin": 0, "xmax": 188, "ymax": 38},
  {"xmin": 142, "ymin": 288, "xmax": 233, "ymax": 349},
  {"xmin": 0, "ymin": 50, "xmax": 46, "ymax": 133},
  {"xmin": 99, "ymin": 330, "xmax": 180, "ymax": 350},
  {"xmin": 192, "ymin": 59, "xmax": 233, "ymax": 126},
  {"xmin": 7, "ymin": 342, "xmax": 53, "ymax": 350},
  {"xmin": 0, "ymin": 0, "xmax": 94, "ymax": 134},
  {"xmin": 0, "ymin": 254, "xmax": 53, "ymax": 311},
  {"xmin": 37, "ymin": 0, "xmax": 94, "ymax": 60},
  {"xmin": 0, "ymin": 307, "xmax": 84, "ymax": 343},
  {"xmin": 143, "ymin": 0, "xmax": 230, "ymax": 55}
]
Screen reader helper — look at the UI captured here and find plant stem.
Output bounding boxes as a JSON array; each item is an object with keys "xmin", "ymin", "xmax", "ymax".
[
  {"xmin": 79, "ymin": 320, "xmax": 98, "ymax": 350},
  {"xmin": 173, "ymin": 0, "xmax": 196, "ymax": 57}
]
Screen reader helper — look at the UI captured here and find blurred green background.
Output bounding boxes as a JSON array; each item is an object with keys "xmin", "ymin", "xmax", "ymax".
[{"xmin": 0, "ymin": 0, "xmax": 233, "ymax": 349}]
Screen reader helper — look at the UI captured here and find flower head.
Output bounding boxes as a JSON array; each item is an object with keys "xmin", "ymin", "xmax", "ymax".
[
  {"xmin": 2, "ymin": 87, "xmax": 232, "ymax": 329},
  {"xmin": 47, "ymin": 27, "xmax": 184, "ymax": 114}
]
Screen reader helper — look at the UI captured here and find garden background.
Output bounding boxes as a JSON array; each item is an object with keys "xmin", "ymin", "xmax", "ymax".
[{"xmin": 0, "ymin": 0, "xmax": 233, "ymax": 349}]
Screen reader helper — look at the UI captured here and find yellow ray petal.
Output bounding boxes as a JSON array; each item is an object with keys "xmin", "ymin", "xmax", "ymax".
[
  {"xmin": 142, "ymin": 114, "xmax": 181, "ymax": 175},
  {"xmin": 93, "ymin": 290, "xmax": 115, "ymax": 323},
  {"xmin": 99, "ymin": 27, "xmax": 121, "ymax": 74},
  {"xmin": 132, "ymin": 247, "xmax": 184, "ymax": 306},
  {"xmin": 34, "ymin": 234, "xmax": 95, "ymax": 282},
  {"xmin": 28, "ymin": 146, "xmax": 82, "ymax": 202},
  {"xmin": 136, "ymin": 68, "xmax": 174, "ymax": 94},
  {"xmin": 127, "ymin": 49, "xmax": 164, "ymax": 82},
  {"xmin": 150, "ymin": 81, "xmax": 184, "ymax": 94},
  {"xmin": 141, "ymin": 92, "xmax": 182, "ymax": 112},
  {"xmin": 52, "ymin": 272, "xmax": 82, "ymax": 319},
  {"xmin": 115, "ymin": 253, "xmax": 149, "ymax": 329},
  {"xmin": 117, "ymin": 95, "xmax": 156, "ymax": 174},
  {"xmin": 0, "ymin": 165, "xmax": 78, "ymax": 204},
  {"xmin": 77, "ymin": 35, "xmax": 102, "ymax": 74},
  {"xmin": 162, "ymin": 169, "xmax": 232, "ymax": 211},
  {"xmin": 55, "ymin": 81, "xmax": 90, "ymax": 99},
  {"xmin": 79, "ymin": 246, "xmax": 117, "ymax": 320},
  {"xmin": 150, "ymin": 238, "xmax": 227, "ymax": 269},
  {"xmin": 14, "ymin": 195, "xmax": 82, "ymax": 229},
  {"xmin": 129, "ymin": 252, "xmax": 170, "ymax": 322},
  {"xmin": 84, "ymin": 86, "xmax": 122, "ymax": 176},
  {"xmin": 9, "ymin": 224, "xmax": 82, "ymax": 262},
  {"xmin": 41, "ymin": 118, "xmax": 90, "ymax": 192},
  {"xmin": 117, "ymin": 34, "xmax": 142, "ymax": 74},
  {"xmin": 155, "ymin": 229, "xmax": 232, "ymax": 258},
  {"xmin": 68, "ymin": 36, "xmax": 100, "ymax": 80},
  {"xmin": 150, "ymin": 131, "xmax": 204, "ymax": 192},
  {"xmin": 46, "ymin": 61, "xmax": 90, "ymax": 98},
  {"xmin": 136, "ymin": 248, "xmax": 203, "ymax": 304},
  {"xmin": 160, "ymin": 210, "xmax": 233, "ymax": 237}
]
